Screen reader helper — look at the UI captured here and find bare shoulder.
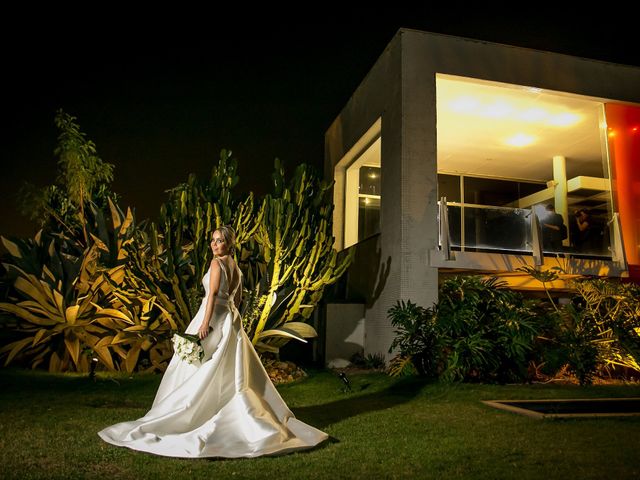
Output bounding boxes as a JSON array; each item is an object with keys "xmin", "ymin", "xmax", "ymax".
[{"xmin": 210, "ymin": 258, "xmax": 221, "ymax": 273}]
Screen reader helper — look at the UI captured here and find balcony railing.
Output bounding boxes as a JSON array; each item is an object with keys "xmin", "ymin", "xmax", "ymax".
[{"xmin": 438, "ymin": 199, "xmax": 616, "ymax": 263}]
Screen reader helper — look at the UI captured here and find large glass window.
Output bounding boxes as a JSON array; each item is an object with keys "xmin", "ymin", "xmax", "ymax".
[
  {"xmin": 436, "ymin": 74, "xmax": 617, "ymax": 258},
  {"xmin": 358, "ymin": 166, "xmax": 381, "ymax": 241},
  {"xmin": 343, "ymin": 137, "xmax": 381, "ymax": 248}
]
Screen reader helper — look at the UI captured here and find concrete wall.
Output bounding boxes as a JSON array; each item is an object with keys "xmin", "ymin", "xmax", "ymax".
[
  {"xmin": 325, "ymin": 29, "xmax": 640, "ymax": 360},
  {"xmin": 325, "ymin": 33, "xmax": 404, "ymax": 358},
  {"xmin": 324, "ymin": 303, "xmax": 365, "ymax": 368}
]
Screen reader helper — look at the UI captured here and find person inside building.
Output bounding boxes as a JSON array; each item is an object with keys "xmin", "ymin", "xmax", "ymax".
[{"xmin": 541, "ymin": 204, "xmax": 566, "ymax": 252}]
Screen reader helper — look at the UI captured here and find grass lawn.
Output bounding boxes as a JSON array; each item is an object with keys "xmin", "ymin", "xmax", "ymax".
[{"xmin": 0, "ymin": 367, "xmax": 639, "ymax": 479}]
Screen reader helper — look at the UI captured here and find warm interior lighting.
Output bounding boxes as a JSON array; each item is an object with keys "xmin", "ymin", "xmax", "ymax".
[
  {"xmin": 518, "ymin": 108, "xmax": 547, "ymax": 122},
  {"xmin": 447, "ymin": 94, "xmax": 581, "ymax": 126},
  {"xmin": 449, "ymin": 96, "xmax": 480, "ymax": 113},
  {"xmin": 505, "ymin": 133, "xmax": 536, "ymax": 147},
  {"xmin": 547, "ymin": 112, "xmax": 580, "ymax": 126},
  {"xmin": 368, "ymin": 172, "xmax": 378, "ymax": 178},
  {"xmin": 364, "ymin": 197, "xmax": 370, "ymax": 205},
  {"xmin": 482, "ymin": 101, "xmax": 512, "ymax": 118},
  {"xmin": 436, "ymin": 74, "xmax": 605, "ymax": 181}
]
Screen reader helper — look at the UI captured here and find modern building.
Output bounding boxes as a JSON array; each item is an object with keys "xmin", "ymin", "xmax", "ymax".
[{"xmin": 323, "ymin": 29, "xmax": 640, "ymax": 363}]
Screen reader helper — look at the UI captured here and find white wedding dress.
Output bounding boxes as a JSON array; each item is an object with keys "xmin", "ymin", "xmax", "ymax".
[{"xmin": 98, "ymin": 257, "xmax": 328, "ymax": 458}]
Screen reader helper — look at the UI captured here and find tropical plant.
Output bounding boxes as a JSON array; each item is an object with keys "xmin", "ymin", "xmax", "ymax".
[
  {"xmin": 351, "ymin": 351, "xmax": 386, "ymax": 370},
  {"xmin": 387, "ymin": 300, "xmax": 439, "ymax": 377},
  {"xmin": 84, "ymin": 198, "xmax": 139, "ymax": 269},
  {"xmin": 92, "ymin": 268, "xmax": 177, "ymax": 373},
  {"xmin": 571, "ymin": 278, "xmax": 640, "ymax": 373},
  {"xmin": 0, "ymin": 263, "xmax": 118, "ymax": 372},
  {"xmin": 553, "ymin": 303, "xmax": 600, "ymax": 385},
  {"xmin": 122, "ymin": 226, "xmax": 194, "ymax": 333},
  {"xmin": 3, "ymin": 108, "xmax": 353, "ymax": 371},
  {"xmin": 517, "ymin": 266, "xmax": 640, "ymax": 380},
  {"xmin": 387, "ymin": 278, "xmax": 541, "ymax": 380},
  {"xmin": 431, "ymin": 276, "xmax": 542, "ymax": 383},
  {"xmin": 516, "ymin": 264, "xmax": 563, "ymax": 313}
]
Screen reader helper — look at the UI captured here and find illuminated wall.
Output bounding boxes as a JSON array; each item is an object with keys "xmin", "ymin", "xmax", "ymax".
[{"xmin": 605, "ymin": 103, "xmax": 640, "ymax": 276}]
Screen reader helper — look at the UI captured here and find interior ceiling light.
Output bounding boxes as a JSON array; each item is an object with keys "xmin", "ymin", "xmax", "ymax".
[
  {"xmin": 547, "ymin": 112, "xmax": 581, "ymax": 126},
  {"xmin": 505, "ymin": 133, "xmax": 536, "ymax": 147},
  {"xmin": 447, "ymin": 95, "xmax": 581, "ymax": 127},
  {"xmin": 517, "ymin": 108, "xmax": 547, "ymax": 122},
  {"xmin": 482, "ymin": 101, "xmax": 512, "ymax": 118}
]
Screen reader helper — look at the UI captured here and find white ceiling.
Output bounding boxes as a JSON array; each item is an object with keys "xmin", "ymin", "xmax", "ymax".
[{"xmin": 436, "ymin": 75, "xmax": 606, "ymax": 182}]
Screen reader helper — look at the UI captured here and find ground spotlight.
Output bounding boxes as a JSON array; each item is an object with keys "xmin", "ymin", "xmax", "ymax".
[{"xmin": 89, "ymin": 356, "xmax": 99, "ymax": 380}]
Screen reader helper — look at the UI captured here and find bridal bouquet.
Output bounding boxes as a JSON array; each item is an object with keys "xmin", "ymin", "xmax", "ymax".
[{"xmin": 172, "ymin": 332, "xmax": 205, "ymax": 364}]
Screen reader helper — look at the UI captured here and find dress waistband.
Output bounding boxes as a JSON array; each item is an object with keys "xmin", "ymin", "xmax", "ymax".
[{"xmin": 213, "ymin": 296, "xmax": 238, "ymax": 311}]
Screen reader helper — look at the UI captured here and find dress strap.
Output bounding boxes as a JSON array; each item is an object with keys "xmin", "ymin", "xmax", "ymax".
[{"xmin": 215, "ymin": 257, "xmax": 227, "ymax": 278}]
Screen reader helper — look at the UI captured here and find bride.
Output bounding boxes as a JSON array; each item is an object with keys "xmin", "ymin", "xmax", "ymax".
[{"xmin": 98, "ymin": 225, "xmax": 328, "ymax": 458}]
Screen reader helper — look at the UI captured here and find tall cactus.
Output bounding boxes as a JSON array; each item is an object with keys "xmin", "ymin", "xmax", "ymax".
[
  {"xmin": 123, "ymin": 151, "xmax": 261, "ymax": 331},
  {"xmin": 247, "ymin": 160, "xmax": 354, "ymax": 353},
  {"xmin": 161, "ymin": 150, "xmax": 260, "ymax": 282}
]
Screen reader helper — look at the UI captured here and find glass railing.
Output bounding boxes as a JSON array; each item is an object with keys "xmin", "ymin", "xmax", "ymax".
[{"xmin": 439, "ymin": 202, "xmax": 612, "ymax": 259}]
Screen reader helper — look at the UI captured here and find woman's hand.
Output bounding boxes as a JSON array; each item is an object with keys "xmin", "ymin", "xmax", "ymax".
[{"xmin": 198, "ymin": 322, "xmax": 211, "ymax": 340}]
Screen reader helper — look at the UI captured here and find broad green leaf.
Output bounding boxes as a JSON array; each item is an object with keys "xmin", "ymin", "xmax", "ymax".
[
  {"xmin": 91, "ymin": 303, "xmax": 135, "ymax": 323},
  {"xmin": 0, "ymin": 303, "xmax": 57, "ymax": 326},
  {"xmin": 258, "ymin": 328, "xmax": 308, "ymax": 343},
  {"xmin": 93, "ymin": 345, "xmax": 115, "ymax": 371},
  {"xmin": 3, "ymin": 337, "xmax": 32, "ymax": 366},
  {"xmin": 279, "ymin": 321, "xmax": 317, "ymax": 338},
  {"xmin": 90, "ymin": 233, "xmax": 109, "ymax": 252},
  {"xmin": 42, "ymin": 264, "xmax": 56, "ymax": 283},
  {"xmin": 32, "ymin": 328, "xmax": 49, "ymax": 347},
  {"xmin": 65, "ymin": 305, "xmax": 80, "ymax": 325},
  {"xmin": 94, "ymin": 336, "xmax": 114, "ymax": 348},
  {"xmin": 52, "ymin": 289, "xmax": 64, "ymax": 314},
  {"xmin": 14, "ymin": 277, "xmax": 59, "ymax": 316},
  {"xmin": 64, "ymin": 336, "xmax": 80, "ymax": 367},
  {"xmin": 48, "ymin": 350, "xmax": 63, "ymax": 373},
  {"xmin": 108, "ymin": 197, "xmax": 122, "ymax": 230},
  {"xmin": 255, "ymin": 341, "xmax": 279, "ymax": 353},
  {"xmin": 93, "ymin": 317, "xmax": 121, "ymax": 329},
  {"xmin": 124, "ymin": 344, "xmax": 141, "ymax": 373},
  {"xmin": 123, "ymin": 325, "xmax": 147, "ymax": 332},
  {"xmin": 1, "ymin": 236, "xmax": 22, "ymax": 258},
  {"xmin": 112, "ymin": 332, "xmax": 129, "ymax": 345},
  {"xmin": 18, "ymin": 300, "xmax": 54, "ymax": 316}
]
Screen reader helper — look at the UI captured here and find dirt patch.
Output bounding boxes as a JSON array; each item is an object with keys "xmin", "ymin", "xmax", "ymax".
[{"xmin": 264, "ymin": 360, "xmax": 308, "ymax": 385}]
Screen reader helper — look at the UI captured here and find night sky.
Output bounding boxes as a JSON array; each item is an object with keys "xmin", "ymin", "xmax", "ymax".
[{"xmin": 3, "ymin": 8, "xmax": 639, "ymax": 246}]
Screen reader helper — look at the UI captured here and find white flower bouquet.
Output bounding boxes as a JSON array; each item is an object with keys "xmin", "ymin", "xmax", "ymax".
[{"xmin": 172, "ymin": 332, "xmax": 205, "ymax": 364}]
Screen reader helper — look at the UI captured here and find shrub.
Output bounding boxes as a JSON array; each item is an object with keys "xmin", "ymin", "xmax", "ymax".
[
  {"xmin": 387, "ymin": 300, "xmax": 439, "ymax": 378},
  {"xmin": 387, "ymin": 276, "xmax": 546, "ymax": 383}
]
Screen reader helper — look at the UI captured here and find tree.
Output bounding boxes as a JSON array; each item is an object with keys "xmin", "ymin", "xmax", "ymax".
[{"xmin": 18, "ymin": 109, "xmax": 116, "ymax": 246}]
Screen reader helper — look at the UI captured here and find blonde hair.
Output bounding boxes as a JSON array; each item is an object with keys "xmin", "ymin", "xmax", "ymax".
[{"xmin": 213, "ymin": 225, "xmax": 236, "ymax": 255}]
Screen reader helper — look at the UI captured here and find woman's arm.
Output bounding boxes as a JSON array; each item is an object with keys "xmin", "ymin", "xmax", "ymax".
[{"xmin": 199, "ymin": 260, "xmax": 221, "ymax": 340}]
